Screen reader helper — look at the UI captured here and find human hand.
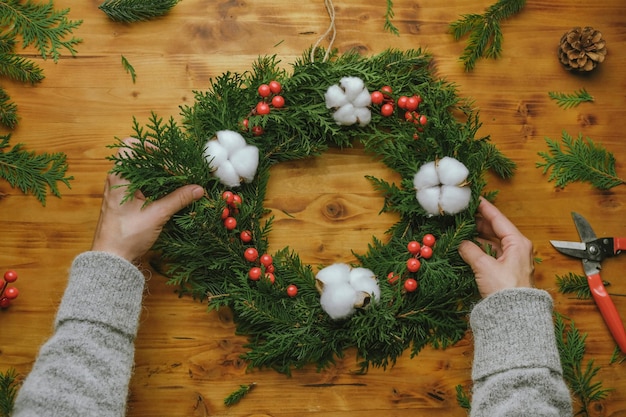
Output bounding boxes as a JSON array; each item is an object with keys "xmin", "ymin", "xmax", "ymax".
[
  {"xmin": 458, "ymin": 198, "xmax": 534, "ymax": 298},
  {"xmin": 91, "ymin": 138, "xmax": 205, "ymax": 262}
]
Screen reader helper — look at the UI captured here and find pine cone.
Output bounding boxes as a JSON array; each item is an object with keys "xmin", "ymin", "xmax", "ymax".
[{"xmin": 558, "ymin": 27, "xmax": 607, "ymax": 72}]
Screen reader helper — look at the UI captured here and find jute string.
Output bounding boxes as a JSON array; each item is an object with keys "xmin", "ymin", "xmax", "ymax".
[{"xmin": 310, "ymin": 0, "xmax": 336, "ymax": 62}]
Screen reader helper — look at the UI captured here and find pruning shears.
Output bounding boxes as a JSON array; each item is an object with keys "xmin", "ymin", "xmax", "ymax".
[{"xmin": 550, "ymin": 212, "xmax": 626, "ymax": 353}]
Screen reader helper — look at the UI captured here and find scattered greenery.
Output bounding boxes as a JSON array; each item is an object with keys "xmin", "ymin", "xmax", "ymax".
[
  {"xmin": 224, "ymin": 383, "xmax": 256, "ymax": 406},
  {"xmin": 455, "ymin": 384, "xmax": 471, "ymax": 411},
  {"xmin": 99, "ymin": 0, "xmax": 181, "ymax": 22},
  {"xmin": 549, "ymin": 88, "xmax": 594, "ymax": 109},
  {"xmin": 537, "ymin": 131, "xmax": 624, "ymax": 190},
  {"xmin": 121, "ymin": 55, "xmax": 136, "ymax": 83},
  {"xmin": 383, "ymin": 0, "xmax": 400, "ymax": 35},
  {"xmin": 0, "ymin": 368, "xmax": 19, "ymax": 417},
  {"xmin": 449, "ymin": 0, "xmax": 526, "ymax": 71},
  {"xmin": 109, "ymin": 48, "xmax": 514, "ymax": 374},
  {"xmin": 555, "ymin": 313, "xmax": 611, "ymax": 416},
  {"xmin": 610, "ymin": 347, "xmax": 626, "ymax": 365},
  {"xmin": 556, "ymin": 273, "xmax": 591, "ymax": 299},
  {"xmin": 0, "ymin": 134, "xmax": 73, "ymax": 205}
]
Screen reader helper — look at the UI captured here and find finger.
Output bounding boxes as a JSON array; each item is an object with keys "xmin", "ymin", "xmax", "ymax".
[
  {"xmin": 147, "ymin": 184, "xmax": 204, "ymax": 222},
  {"xmin": 476, "ymin": 198, "xmax": 521, "ymax": 241},
  {"xmin": 458, "ymin": 240, "xmax": 493, "ymax": 269}
]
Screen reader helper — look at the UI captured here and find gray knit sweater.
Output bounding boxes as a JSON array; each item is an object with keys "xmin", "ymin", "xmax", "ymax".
[{"xmin": 13, "ymin": 252, "xmax": 573, "ymax": 416}]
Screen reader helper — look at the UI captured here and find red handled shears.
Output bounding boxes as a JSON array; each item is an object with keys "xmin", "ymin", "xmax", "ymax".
[{"xmin": 550, "ymin": 212, "xmax": 626, "ymax": 353}]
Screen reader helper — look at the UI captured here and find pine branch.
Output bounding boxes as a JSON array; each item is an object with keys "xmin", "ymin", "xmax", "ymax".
[
  {"xmin": 449, "ymin": 0, "xmax": 526, "ymax": 71},
  {"xmin": 0, "ymin": 88, "xmax": 18, "ymax": 129},
  {"xmin": 224, "ymin": 383, "xmax": 256, "ymax": 406},
  {"xmin": 537, "ymin": 131, "xmax": 625, "ymax": 190},
  {"xmin": 556, "ymin": 273, "xmax": 591, "ymax": 299},
  {"xmin": 121, "ymin": 55, "xmax": 136, "ymax": 83},
  {"xmin": 99, "ymin": 0, "xmax": 181, "ymax": 22},
  {"xmin": 549, "ymin": 88, "xmax": 594, "ymax": 109},
  {"xmin": 0, "ymin": 134, "xmax": 73, "ymax": 205},
  {"xmin": 0, "ymin": 368, "xmax": 19, "ymax": 417},
  {"xmin": 383, "ymin": 0, "xmax": 400, "ymax": 35},
  {"xmin": 555, "ymin": 313, "xmax": 611, "ymax": 415},
  {"xmin": 0, "ymin": 0, "xmax": 82, "ymax": 62}
]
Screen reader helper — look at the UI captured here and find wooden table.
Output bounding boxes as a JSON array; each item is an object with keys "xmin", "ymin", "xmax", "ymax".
[{"xmin": 1, "ymin": 1, "xmax": 625, "ymax": 415}]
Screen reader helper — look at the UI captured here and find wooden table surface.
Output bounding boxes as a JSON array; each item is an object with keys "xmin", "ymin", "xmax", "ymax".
[{"xmin": 1, "ymin": 0, "xmax": 625, "ymax": 415}]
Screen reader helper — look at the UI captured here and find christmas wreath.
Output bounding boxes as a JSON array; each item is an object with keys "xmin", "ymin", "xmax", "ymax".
[{"xmin": 110, "ymin": 48, "xmax": 515, "ymax": 374}]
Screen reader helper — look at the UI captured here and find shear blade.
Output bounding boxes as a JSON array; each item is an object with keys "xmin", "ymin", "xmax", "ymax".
[
  {"xmin": 572, "ymin": 212, "xmax": 597, "ymax": 243},
  {"xmin": 550, "ymin": 240, "xmax": 587, "ymax": 259}
]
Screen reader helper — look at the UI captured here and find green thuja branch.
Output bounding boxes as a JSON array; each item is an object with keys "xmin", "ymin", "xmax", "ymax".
[
  {"xmin": 537, "ymin": 131, "xmax": 625, "ymax": 190},
  {"xmin": 383, "ymin": 0, "xmax": 400, "ymax": 35},
  {"xmin": 0, "ymin": 368, "xmax": 19, "ymax": 417},
  {"xmin": 224, "ymin": 383, "xmax": 256, "ymax": 406},
  {"xmin": 455, "ymin": 384, "xmax": 471, "ymax": 411},
  {"xmin": 449, "ymin": 0, "xmax": 526, "ymax": 71},
  {"xmin": 0, "ymin": 87, "xmax": 17, "ymax": 129},
  {"xmin": 99, "ymin": 0, "xmax": 181, "ymax": 22},
  {"xmin": 555, "ymin": 313, "xmax": 611, "ymax": 416},
  {"xmin": 556, "ymin": 273, "xmax": 591, "ymax": 299},
  {"xmin": 549, "ymin": 88, "xmax": 594, "ymax": 109},
  {"xmin": 121, "ymin": 55, "xmax": 136, "ymax": 83},
  {"xmin": 0, "ymin": 134, "xmax": 73, "ymax": 205}
]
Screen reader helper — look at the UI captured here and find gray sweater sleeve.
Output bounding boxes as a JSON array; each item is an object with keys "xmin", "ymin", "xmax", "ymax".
[
  {"xmin": 13, "ymin": 251, "xmax": 145, "ymax": 417},
  {"xmin": 469, "ymin": 288, "xmax": 573, "ymax": 417}
]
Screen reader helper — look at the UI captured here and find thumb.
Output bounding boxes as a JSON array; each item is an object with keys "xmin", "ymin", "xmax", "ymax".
[
  {"xmin": 458, "ymin": 240, "xmax": 489, "ymax": 271},
  {"xmin": 151, "ymin": 185, "xmax": 204, "ymax": 221}
]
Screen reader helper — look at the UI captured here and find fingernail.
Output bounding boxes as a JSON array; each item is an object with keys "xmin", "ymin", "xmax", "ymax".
[{"xmin": 192, "ymin": 186, "xmax": 204, "ymax": 200}]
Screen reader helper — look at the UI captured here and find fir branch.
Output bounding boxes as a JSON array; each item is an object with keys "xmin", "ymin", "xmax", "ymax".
[
  {"xmin": 0, "ymin": 87, "xmax": 18, "ymax": 129},
  {"xmin": 0, "ymin": 0, "xmax": 82, "ymax": 62},
  {"xmin": 549, "ymin": 88, "xmax": 594, "ymax": 109},
  {"xmin": 383, "ymin": 0, "xmax": 400, "ymax": 35},
  {"xmin": 449, "ymin": 0, "xmax": 526, "ymax": 71},
  {"xmin": 0, "ymin": 134, "xmax": 73, "ymax": 205},
  {"xmin": 556, "ymin": 272, "xmax": 591, "ymax": 299},
  {"xmin": 537, "ymin": 131, "xmax": 625, "ymax": 190},
  {"xmin": 121, "ymin": 55, "xmax": 136, "ymax": 83},
  {"xmin": 0, "ymin": 368, "xmax": 19, "ymax": 417},
  {"xmin": 224, "ymin": 383, "xmax": 256, "ymax": 406},
  {"xmin": 609, "ymin": 347, "xmax": 626, "ymax": 365},
  {"xmin": 99, "ymin": 0, "xmax": 181, "ymax": 22},
  {"xmin": 455, "ymin": 384, "xmax": 471, "ymax": 411},
  {"xmin": 555, "ymin": 313, "xmax": 611, "ymax": 415}
]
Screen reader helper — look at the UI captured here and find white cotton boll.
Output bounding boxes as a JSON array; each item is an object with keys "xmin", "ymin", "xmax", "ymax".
[
  {"xmin": 413, "ymin": 161, "xmax": 440, "ymax": 190},
  {"xmin": 333, "ymin": 104, "xmax": 358, "ymax": 126},
  {"xmin": 203, "ymin": 140, "xmax": 228, "ymax": 170},
  {"xmin": 325, "ymin": 84, "xmax": 348, "ymax": 108},
  {"xmin": 214, "ymin": 161, "xmax": 241, "ymax": 187},
  {"xmin": 216, "ymin": 130, "xmax": 246, "ymax": 155},
  {"xmin": 340, "ymin": 77, "xmax": 365, "ymax": 102},
  {"xmin": 320, "ymin": 283, "xmax": 357, "ymax": 320},
  {"xmin": 349, "ymin": 268, "xmax": 380, "ymax": 302},
  {"xmin": 316, "ymin": 263, "xmax": 351, "ymax": 287},
  {"xmin": 439, "ymin": 185, "xmax": 471, "ymax": 214},
  {"xmin": 352, "ymin": 88, "xmax": 372, "ymax": 108},
  {"xmin": 417, "ymin": 186, "xmax": 441, "ymax": 216},
  {"xmin": 230, "ymin": 145, "xmax": 259, "ymax": 183},
  {"xmin": 436, "ymin": 157, "xmax": 469, "ymax": 186},
  {"xmin": 354, "ymin": 107, "xmax": 372, "ymax": 126}
]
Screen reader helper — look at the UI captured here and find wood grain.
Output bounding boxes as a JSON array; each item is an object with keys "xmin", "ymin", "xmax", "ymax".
[{"xmin": 1, "ymin": 0, "xmax": 625, "ymax": 415}]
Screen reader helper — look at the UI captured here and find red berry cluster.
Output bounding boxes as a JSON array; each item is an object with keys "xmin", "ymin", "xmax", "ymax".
[
  {"xmin": 241, "ymin": 80, "xmax": 284, "ymax": 137},
  {"xmin": 221, "ymin": 190, "xmax": 243, "ymax": 230},
  {"xmin": 244, "ymin": 247, "xmax": 276, "ymax": 283},
  {"xmin": 386, "ymin": 233, "xmax": 436, "ymax": 293},
  {"xmin": 370, "ymin": 85, "xmax": 428, "ymax": 139},
  {"xmin": 1, "ymin": 270, "xmax": 19, "ymax": 309}
]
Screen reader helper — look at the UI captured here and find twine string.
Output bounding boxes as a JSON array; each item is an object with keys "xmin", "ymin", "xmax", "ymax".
[{"xmin": 310, "ymin": 0, "xmax": 336, "ymax": 62}]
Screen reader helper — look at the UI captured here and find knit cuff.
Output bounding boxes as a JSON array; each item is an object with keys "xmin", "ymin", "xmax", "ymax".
[
  {"xmin": 469, "ymin": 288, "xmax": 562, "ymax": 381},
  {"xmin": 55, "ymin": 252, "xmax": 146, "ymax": 339}
]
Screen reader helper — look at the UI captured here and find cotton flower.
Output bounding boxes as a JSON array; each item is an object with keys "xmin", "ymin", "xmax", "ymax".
[
  {"xmin": 413, "ymin": 156, "xmax": 471, "ymax": 216},
  {"xmin": 325, "ymin": 77, "xmax": 372, "ymax": 127},
  {"xmin": 316, "ymin": 263, "xmax": 380, "ymax": 320},
  {"xmin": 203, "ymin": 130, "xmax": 259, "ymax": 187}
]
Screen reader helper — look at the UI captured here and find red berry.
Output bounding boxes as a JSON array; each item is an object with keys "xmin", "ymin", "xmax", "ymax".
[
  {"xmin": 240, "ymin": 118, "xmax": 249, "ymax": 130},
  {"xmin": 406, "ymin": 96, "xmax": 419, "ymax": 111},
  {"xmin": 3, "ymin": 270, "xmax": 17, "ymax": 283},
  {"xmin": 222, "ymin": 191, "xmax": 234, "ymax": 205},
  {"xmin": 420, "ymin": 245, "xmax": 433, "ymax": 259},
  {"xmin": 240, "ymin": 230, "xmax": 253, "ymax": 243},
  {"xmin": 406, "ymin": 258, "xmax": 421, "ymax": 273},
  {"xmin": 224, "ymin": 217, "xmax": 237, "ymax": 230},
  {"xmin": 4, "ymin": 286, "xmax": 18, "ymax": 300},
  {"xmin": 422, "ymin": 234, "xmax": 436, "ymax": 247},
  {"xmin": 244, "ymin": 248, "xmax": 259, "ymax": 262},
  {"xmin": 258, "ymin": 84, "xmax": 271, "ymax": 98},
  {"xmin": 380, "ymin": 85, "xmax": 393, "ymax": 96},
  {"xmin": 271, "ymin": 95, "xmax": 285, "ymax": 108},
  {"xmin": 265, "ymin": 263, "xmax": 275, "ymax": 273},
  {"xmin": 404, "ymin": 278, "xmax": 418, "ymax": 292},
  {"xmin": 397, "ymin": 95, "xmax": 408, "ymax": 109},
  {"xmin": 407, "ymin": 240, "xmax": 421, "ymax": 255},
  {"xmin": 221, "ymin": 207, "xmax": 230, "ymax": 220},
  {"xmin": 256, "ymin": 101, "xmax": 270, "ymax": 115},
  {"xmin": 260, "ymin": 254, "xmax": 273, "ymax": 267},
  {"xmin": 286, "ymin": 284, "xmax": 298, "ymax": 297},
  {"xmin": 404, "ymin": 111, "xmax": 414, "ymax": 122},
  {"xmin": 252, "ymin": 126, "xmax": 264, "ymax": 136},
  {"xmin": 371, "ymin": 91, "xmax": 384, "ymax": 105},
  {"xmin": 418, "ymin": 114, "xmax": 428, "ymax": 125},
  {"xmin": 249, "ymin": 267, "xmax": 262, "ymax": 281},
  {"xmin": 381, "ymin": 103, "xmax": 394, "ymax": 117},
  {"xmin": 0, "ymin": 298, "xmax": 10, "ymax": 308},
  {"xmin": 231, "ymin": 194, "xmax": 242, "ymax": 207},
  {"xmin": 264, "ymin": 272, "xmax": 275, "ymax": 284},
  {"xmin": 269, "ymin": 80, "xmax": 282, "ymax": 94},
  {"xmin": 387, "ymin": 272, "xmax": 400, "ymax": 285}
]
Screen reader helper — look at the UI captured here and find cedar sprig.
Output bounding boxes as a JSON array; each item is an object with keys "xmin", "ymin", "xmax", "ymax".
[
  {"xmin": 383, "ymin": 0, "xmax": 400, "ymax": 35},
  {"xmin": 121, "ymin": 55, "xmax": 136, "ymax": 83},
  {"xmin": 449, "ymin": 0, "xmax": 526, "ymax": 71},
  {"xmin": 556, "ymin": 273, "xmax": 592, "ymax": 299},
  {"xmin": 537, "ymin": 131, "xmax": 624, "ymax": 190},
  {"xmin": 555, "ymin": 313, "xmax": 611, "ymax": 416},
  {"xmin": 0, "ymin": 88, "xmax": 17, "ymax": 129},
  {"xmin": 549, "ymin": 88, "xmax": 594, "ymax": 109},
  {"xmin": 0, "ymin": 134, "xmax": 73, "ymax": 205},
  {"xmin": 0, "ymin": 368, "xmax": 19, "ymax": 417},
  {"xmin": 224, "ymin": 383, "xmax": 256, "ymax": 406},
  {"xmin": 99, "ymin": 0, "xmax": 181, "ymax": 22}
]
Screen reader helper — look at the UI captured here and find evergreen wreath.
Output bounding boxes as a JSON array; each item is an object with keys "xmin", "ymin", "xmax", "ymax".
[{"xmin": 109, "ymin": 47, "xmax": 515, "ymax": 374}]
